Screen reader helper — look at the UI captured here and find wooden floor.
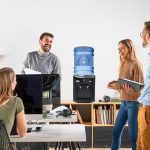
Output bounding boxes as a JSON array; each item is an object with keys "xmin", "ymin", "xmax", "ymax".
[
  {"xmin": 49, "ymin": 148, "xmax": 131, "ymax": 150},
  {"xmin": 81, "ymin": 148, "xmax": 131, "ymax": 150}
]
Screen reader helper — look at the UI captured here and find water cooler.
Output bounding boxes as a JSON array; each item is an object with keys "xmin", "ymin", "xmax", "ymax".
[{"xmin": 73, "ymin": 46, "xmax": 95, "ymax": 103}]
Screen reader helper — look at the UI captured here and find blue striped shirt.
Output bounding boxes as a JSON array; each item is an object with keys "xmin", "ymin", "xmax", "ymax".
[{"xmin": 138, "ymin": 52, "xmax": 150, "ymax": 105}]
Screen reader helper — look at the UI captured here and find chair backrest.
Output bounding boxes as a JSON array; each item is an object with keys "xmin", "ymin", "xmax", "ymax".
[{"xmin": 0, "ymin": 120, "xmax": 13, "ymax": 150}]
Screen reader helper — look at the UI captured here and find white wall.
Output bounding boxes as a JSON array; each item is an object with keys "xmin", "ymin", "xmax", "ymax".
[{"xmin": 0, "ymin": 0, "xmax": 149, "ymax": 101}]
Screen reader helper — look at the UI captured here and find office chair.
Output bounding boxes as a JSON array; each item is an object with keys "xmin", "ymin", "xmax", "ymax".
[{"xmin": 0, "ymin": 120, "xmax": 13, "ymax": 150}]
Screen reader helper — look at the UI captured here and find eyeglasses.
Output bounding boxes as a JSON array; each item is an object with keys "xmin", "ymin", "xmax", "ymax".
[{"xmin": 140, "ymin": 31, "xmax": 149, "ymax": 37}]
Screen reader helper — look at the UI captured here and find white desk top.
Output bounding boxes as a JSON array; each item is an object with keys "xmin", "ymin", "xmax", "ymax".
[
  {"xmin": 10, "ymin": 124, "xmax": 86, "ymax": 142},
  {"xmin": 43, "ymin": 113, "xmax": 77, "ymax": 122},
  {"xmin": 26, "ymin": 112, "xmax": 77, "ymax": 124}
]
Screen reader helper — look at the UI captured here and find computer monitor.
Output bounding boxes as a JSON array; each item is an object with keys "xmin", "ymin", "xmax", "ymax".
[
  {"xmin": 14, "ymin": 74, "xmax": 61, "ymax": 120},
  {"xmin": 14, "ymin": 74, "xmax": 43, "ymax": 120},
  {"xmin": 42, "ymin": 74, "xmax": 61, "ymax": 109}
]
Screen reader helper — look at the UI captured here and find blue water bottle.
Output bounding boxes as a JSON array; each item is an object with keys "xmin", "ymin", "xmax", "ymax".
[{"xmin": 74, "ymin": 46, "xmax": 94, "ymax": 75}]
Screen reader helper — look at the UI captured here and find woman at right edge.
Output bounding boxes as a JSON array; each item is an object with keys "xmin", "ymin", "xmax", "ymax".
[{"xmin": 107, "ymin": 39, "xmax": 144, "ymax": 150}]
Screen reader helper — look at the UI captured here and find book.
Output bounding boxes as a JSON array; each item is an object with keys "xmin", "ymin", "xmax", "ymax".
[
  {"xmin": 76, "ymin": 109, "xmax": 83, "ymax": 124},
  {"xmin": 117, "ymin": 78, "xmax": 144, "ymax": 91},
  {"xmin": 99, "ymin": 106, "xmax": 104, "ymax": 124},
  {"xmin": 96, "ymin": 109, "xmax": 100, "ymax": 124}
]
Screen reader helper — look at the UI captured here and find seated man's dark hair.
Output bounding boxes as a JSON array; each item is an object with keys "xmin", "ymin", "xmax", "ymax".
[{"xmin": 40, "ymin": 32, "xmax": 54, "ymax": 40}]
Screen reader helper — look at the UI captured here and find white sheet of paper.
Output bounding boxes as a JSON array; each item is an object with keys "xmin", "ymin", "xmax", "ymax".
[
  {"xmin": 47, "ymin": 105, "xmax": 68, "ymax": 116},
  {"xmin": 24, "ymin": 68, "xmax": 41, "ymax": 74}
]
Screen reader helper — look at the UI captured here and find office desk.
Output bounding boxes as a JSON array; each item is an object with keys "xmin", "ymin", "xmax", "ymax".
[
  {"xmin": 10, "ymin": 124, "xmax": 86, "ymax": 142},
  {"xmin": 12, "ymin": 114, "xmax": 80, "ymax": 149}
]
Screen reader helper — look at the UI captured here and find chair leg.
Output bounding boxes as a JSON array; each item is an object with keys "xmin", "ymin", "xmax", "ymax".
[
  {"xmin": 55, "ymin": 142, "xmax": 59, "ymax": 150},
  {"xmin": 68, "ymin": 142, "xmax": 73, "ymax": 150},
  {"xmin": 58, "ymin": 142, "xmax": 62, "ymax": 150},
  {"xmin": 44, "ymin": 142, "xmax": 49, "ymax": 150},
  {"xmin": 71, "ymin": 142, "xmax": 76, "ymax": 150},
  {"xmin": 76, "ymin": 142, "xmax": 81, "ymax": 150},
  {"xmin": 55, "ymin": 142, "xmax": 80, "ymax": 150},
  {"xmin": 61, "ymin": 143, "xmax": 65, "ymax": 150}
]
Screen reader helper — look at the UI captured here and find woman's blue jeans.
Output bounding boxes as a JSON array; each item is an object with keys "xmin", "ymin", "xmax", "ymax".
[{"xmin": 111, "ymin": 101, "xmax": 139, "ymax": 150}]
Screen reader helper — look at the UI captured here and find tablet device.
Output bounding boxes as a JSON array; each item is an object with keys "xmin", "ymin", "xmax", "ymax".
[{"xmin": 118, "ymin": 78, "xmax": 144, "ymax": 91}]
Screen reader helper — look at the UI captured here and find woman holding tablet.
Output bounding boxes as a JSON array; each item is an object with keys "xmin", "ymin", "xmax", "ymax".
[{"xmin": 107, "ymin": 39, "xmax": 144, "ymax": 150}]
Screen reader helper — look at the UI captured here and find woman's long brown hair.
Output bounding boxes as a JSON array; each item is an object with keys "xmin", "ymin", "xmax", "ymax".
[
  {"xmin": 118, "ymin": 39, "xmax": 140, "ymax": 75},
  {"xmin": 0, "ymin": 67, "xmax": 15, "ymax": 105}
]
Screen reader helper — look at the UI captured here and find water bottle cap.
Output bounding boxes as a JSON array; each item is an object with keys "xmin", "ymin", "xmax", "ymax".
[{"xmin": 74, "ymin": 46, "xmax": 94, "ymax": 52}]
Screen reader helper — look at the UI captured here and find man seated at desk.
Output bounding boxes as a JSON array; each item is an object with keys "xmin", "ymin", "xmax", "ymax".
[{"xmin": 18, "ymin": 32, "xmax": 61, "ymax": 150}]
